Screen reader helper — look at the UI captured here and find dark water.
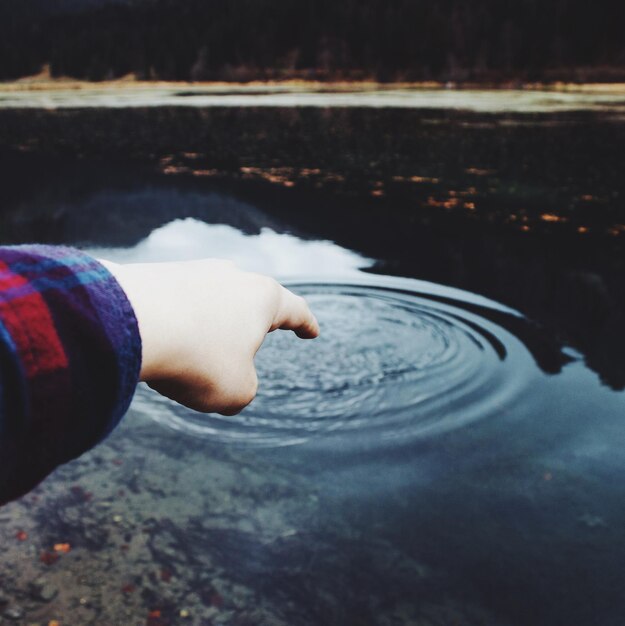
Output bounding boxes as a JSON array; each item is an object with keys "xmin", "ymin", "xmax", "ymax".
[
  {"xmin": 148, "ymin": 278, "xmax": 531, "ymax": 449},
  {"xmin": 0, "ymin": 103, "xmax": 625, "ymax": 625}
]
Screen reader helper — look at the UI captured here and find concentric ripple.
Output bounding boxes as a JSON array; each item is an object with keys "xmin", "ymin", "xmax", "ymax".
[{"xmin": 133, "ymin": 276, "xmax": 536, "ymax": 449}]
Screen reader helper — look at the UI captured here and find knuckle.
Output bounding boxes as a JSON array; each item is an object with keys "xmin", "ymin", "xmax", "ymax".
[{"xmin": 257, "ymin": 273, "xmax": 280, "ymax": 293}]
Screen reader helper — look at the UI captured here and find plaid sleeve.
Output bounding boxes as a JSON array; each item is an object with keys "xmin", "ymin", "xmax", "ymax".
[{"xmin": 0, "ymin": 245, "xmax": 142, "ymax": 504}]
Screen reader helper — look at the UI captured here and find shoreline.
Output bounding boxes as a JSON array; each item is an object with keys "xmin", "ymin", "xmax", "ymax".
[{"xmin": 3, "ymin": 77, "xmax": 625, "ymax": 95}]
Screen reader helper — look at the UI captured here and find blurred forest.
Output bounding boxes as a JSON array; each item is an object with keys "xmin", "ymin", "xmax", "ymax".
[{"xmin": 2, "ymin": 0, "xmax": 625, "ymax": 82}]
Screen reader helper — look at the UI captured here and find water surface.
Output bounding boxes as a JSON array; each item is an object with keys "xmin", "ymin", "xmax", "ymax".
[{"xmin": 0, "ymin": 95, "xmax": 624, "ymax": 626}]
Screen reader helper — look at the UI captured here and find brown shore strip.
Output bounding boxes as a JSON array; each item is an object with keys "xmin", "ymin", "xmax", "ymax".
[{"xmin": 3, "ymin": 75, "xmax": 625, "ymax": 94}]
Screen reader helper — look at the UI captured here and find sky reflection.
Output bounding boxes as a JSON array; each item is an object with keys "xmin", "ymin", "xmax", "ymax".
[{"xmin": 87, "ymin": 217, "xmax": 373, "ymax": 276}]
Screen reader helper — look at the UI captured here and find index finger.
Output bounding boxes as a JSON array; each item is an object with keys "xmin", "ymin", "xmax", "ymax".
[{"xmin": 272, "ymin": 286, "xmax": 320, "ymax": 339}]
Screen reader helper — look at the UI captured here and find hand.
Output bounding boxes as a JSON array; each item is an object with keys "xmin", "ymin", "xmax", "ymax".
[{"xmin": 100, "ymin": 259, "xmax": 319, "ymax": 415}]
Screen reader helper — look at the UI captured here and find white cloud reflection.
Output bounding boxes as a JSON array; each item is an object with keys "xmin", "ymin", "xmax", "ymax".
[{"xmin": 87, "ymin": 217, "xmax": 373, "ymax": 277}]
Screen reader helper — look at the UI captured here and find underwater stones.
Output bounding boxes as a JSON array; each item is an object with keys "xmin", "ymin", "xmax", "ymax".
[
  {"xmin": 3, "ymin": 605, "xmax": 24, "ymax": 620},
  {"xmin": 29, "ymin": 578, "xmax": 58, "ymax": 602},
  {"xmin": 39, "ymin": 585, "xmax": 58, "ymax": 602},
  {"xmin": 578, "ymin": 513, "xmax": 607, "ymax": 529}
]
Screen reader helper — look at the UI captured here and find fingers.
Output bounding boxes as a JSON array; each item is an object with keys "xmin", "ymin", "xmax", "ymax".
[{"xmin": 273, "ymin": 286, "xmax": 320, "ymax": 339}]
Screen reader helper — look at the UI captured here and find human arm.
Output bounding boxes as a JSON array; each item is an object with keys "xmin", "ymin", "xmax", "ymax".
[{"xmin": 0, "ymin": 248, "xmax": 318, "ymax": 505}]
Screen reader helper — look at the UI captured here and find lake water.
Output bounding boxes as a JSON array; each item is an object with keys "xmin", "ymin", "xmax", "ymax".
[{"xmin": 0, "ymin": 88, "xmax": 624, "ymax": 625}]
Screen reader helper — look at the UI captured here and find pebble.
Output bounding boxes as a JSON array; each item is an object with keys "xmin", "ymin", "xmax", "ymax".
[
  {"xmin": 3, "ymin": 606, "xmax": 24, "ymax": 620},
  {"xmin": 30, "ymin": 578, "xmax": 58, "ymax": 602},
  {"xmin": 39, "ymin": 584, "xmax": 59, "ymax": 602},
  {"xmin": 113, "ymin": 515, "xmax": 123, "ymax": 523}
]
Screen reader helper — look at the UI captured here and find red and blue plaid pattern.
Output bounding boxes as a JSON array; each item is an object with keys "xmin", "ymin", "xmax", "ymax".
[{"xmin": 0, "ymin": 245, "xmax": 141, "ymax": 504}]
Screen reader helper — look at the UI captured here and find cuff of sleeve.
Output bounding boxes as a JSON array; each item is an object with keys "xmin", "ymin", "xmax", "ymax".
[
  {"xmin": 87, "ymin": 254, "xmax": 143, "ymax": 440},
  {"xmin": 0, "ymin": 245, "xmax": 142, "ymax": 502}
]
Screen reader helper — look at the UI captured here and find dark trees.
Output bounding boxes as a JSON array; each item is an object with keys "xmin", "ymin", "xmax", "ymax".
[{"xmin": 1, "ymin": 0, "xmax": 623, "ymax": 82}]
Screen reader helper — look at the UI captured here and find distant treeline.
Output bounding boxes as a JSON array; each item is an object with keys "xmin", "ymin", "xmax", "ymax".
[{"xmin": 2, "ymin": 0, "xmax": 625, "ymax": 82}]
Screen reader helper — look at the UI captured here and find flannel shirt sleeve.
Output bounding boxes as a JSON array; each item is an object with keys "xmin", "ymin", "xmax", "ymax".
[{"xmin": 0, "ymin": 245, "xmax": 142, "ymax": 505}]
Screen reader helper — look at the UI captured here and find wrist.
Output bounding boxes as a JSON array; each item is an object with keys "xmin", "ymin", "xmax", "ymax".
[{"xmin": 97, "ymin": 259, "xmax": 166, "ymax": 382}]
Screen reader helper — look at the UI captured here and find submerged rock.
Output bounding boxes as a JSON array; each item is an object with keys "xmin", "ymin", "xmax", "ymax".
[
  {"xmin": 3, "ymin": 606, "xmax": 24, "ymax": 620},
  {"xmin": 30, "ymin": 578, "xmax": 59, "ymax": 602}
]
